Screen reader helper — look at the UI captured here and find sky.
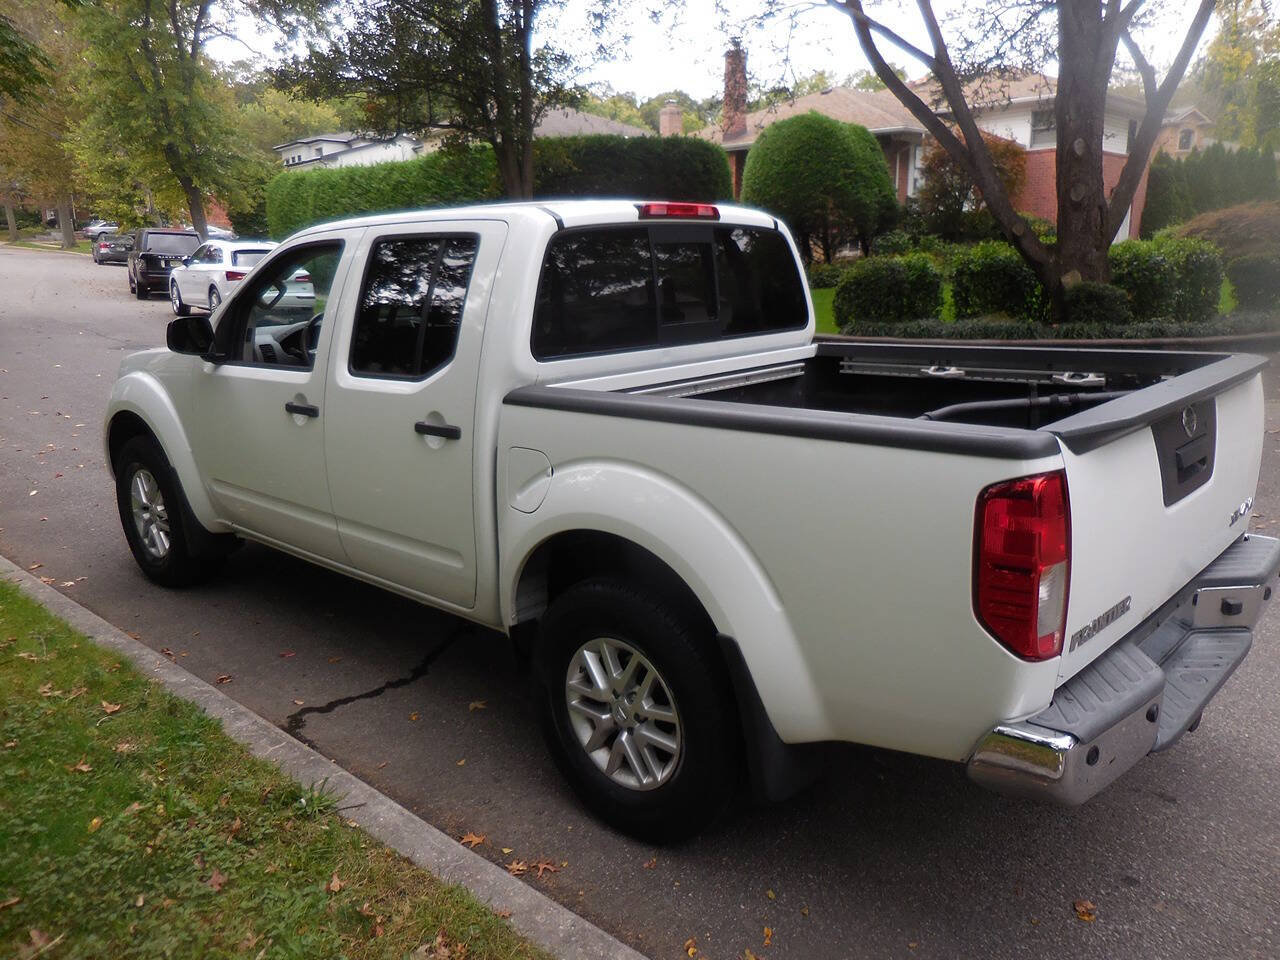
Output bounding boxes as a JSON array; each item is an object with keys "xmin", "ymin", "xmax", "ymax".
[{"xmin": 213, "ymin": 1, "xmax": 1221, "ymax": 104}]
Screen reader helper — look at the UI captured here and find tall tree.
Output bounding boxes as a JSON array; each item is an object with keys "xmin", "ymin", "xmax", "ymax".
[
  {"xmin": 276, "ymin": 0, "xmax": 607, "ymax": 198},
  {"xmin": 813, "ymin": 0, "xmax": 1220, "ymax": 313},
  {"xmin": 1199, "ymin": 0, "xmax": 1280, "ymax": 148}
]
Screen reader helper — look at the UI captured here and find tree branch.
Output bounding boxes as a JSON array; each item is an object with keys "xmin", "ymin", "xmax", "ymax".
[
  {"xmin": 826, "ymin": 0, "xmax": 936, "ymax": 68},
  {"xmin": 1107, "ymin": 0, "xmax": 1217, "ymax": 239}
]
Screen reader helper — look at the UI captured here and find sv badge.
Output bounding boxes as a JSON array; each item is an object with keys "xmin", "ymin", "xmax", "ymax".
[{"xmin": 1230, "ymin": 497, "xmax": 1254, "ymax": 528}]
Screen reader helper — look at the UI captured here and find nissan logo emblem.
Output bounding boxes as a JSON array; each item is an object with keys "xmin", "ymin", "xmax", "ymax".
[{"xmin": 1181, "ymin": 406, "xmax": 1198, "ymax": 437}]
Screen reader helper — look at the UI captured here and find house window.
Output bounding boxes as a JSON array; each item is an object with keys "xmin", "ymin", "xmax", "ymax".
[
  {"xmin": 1030, "ymin": 109, "xmax": 1056, "ymax": 148},
  {"xmin": 1178, "ymin": 128, "xmax": 1194, "ymax": 151}
]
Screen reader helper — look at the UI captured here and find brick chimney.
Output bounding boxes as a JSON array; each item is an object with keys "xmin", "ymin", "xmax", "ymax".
[
  {"xmin": 658, "ymin": 99, "xmax": 682, "ymax": 137},
  {"xmin": 722, "ymin": 40, "xmax": 747, "ymax": 141}
]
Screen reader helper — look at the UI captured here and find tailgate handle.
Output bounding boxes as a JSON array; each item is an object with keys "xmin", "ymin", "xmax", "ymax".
[{"xmin": 1175, "ymin": 434, "xmax": 1212, "ymax": 477}]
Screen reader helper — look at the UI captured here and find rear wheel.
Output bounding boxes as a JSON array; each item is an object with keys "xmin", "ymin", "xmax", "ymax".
[
  {"xmin": 170, "ymin": 280, "xmax": 190, "ymax": 316},
  {"xmin": 208, "ymin": 286, "xmax": 221, "ymax": 311},
  {"xmin": 114, "ymin": 435, "xmax": 222, "ymax": 587},
  {"xmin": 134, "ymin": 275, "xmax": 148, "ymax": 300},
  {"xmin": 537, "ymin": 578, "xmax": 739, "ymax": 841}
]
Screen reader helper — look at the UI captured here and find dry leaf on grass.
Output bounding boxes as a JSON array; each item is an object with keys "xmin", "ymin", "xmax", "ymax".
[
  {"xmin": 87, "ymin": 817, "xmax": 102, "ymax": 833},
  {"xmin": 459, "ymin": 832, "xmax": 485, "ymax": 848},
  {"xmin": 0, "ymin": 897, "xmax": 19, "ymax": 910},
  {"xmin": 326, "ymin": 873, "xmax": 343, "ymax": 894},
  {"xmin": 205, "ymin": 868, "xmax": 227, "ymax": 892},
  {"xmin": 68, "ymin": 757, "xmax": 92, "ymax": 773},
  {"xmin": 101, "ymin": 701, "xmax": 121, "ymax": 714}
]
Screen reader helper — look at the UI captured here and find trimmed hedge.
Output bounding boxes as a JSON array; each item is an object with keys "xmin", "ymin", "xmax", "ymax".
[
  {"xmin": 1107, "ymin": 240, "xmax": 1175, "ymax": 320},
  {"xmin": 832, "ymin": 253, "xmax": 942, "ymax": 325},
  {"xmin": 1152, "ymin": 235, "xmax": 1224, "ymax": 322},
  {"xmin": 266, "ymin": 145, "xmax": 500, "ymax": 239},
  {"xmin": 837, "ymin": 310, "xmax": 1280, "ymax": 341},
  {"xmin": 1063, "ymin": 282, "xmax": 1132, "ymax": 325},
  {"xmin": 806, "ymin": 262, "xmax": 846, "ymax": 289},
  {"xmin": 533, "ymin": 135, "xmax": 731, "ymax": 201},
  {"xmin": 1227, "ymin": 254, "xmax": 1280, "ymax": 311},
  {"xmin": 951, "ymin": 241, "xmax": 1045, "ymax": 321}
]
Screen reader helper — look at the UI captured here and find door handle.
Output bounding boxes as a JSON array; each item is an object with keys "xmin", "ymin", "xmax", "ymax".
[
  {"xmin": 285, "ymin": 401, "xmax": 320, "ymax": 418},
  {"xmin": 414, "ymin": 421, "xmax": 462, "ymax": 440}
]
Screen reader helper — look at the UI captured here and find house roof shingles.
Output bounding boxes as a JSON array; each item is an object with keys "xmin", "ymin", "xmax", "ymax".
[
  {"xmin": 534, "ymin": 108, "xmax": 652, "ymax": 138},
  {"xmin": 698, "ymin": 87, "xmax": 924, "ymax": 150}
]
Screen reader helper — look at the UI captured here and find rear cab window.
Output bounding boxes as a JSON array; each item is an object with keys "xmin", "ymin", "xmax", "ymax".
[
  {"xmin": 532, "ymin": 224, "xmax": 807, "ymax": 360},
  {"xmin": 143, "ymin": 232, "xmax": 200, "ymax": 256}
]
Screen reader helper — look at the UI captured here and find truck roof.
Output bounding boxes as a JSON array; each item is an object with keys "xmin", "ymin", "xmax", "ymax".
[{"xmin": 292, "ymin": 199, "xmax": 779, "ymax": 238}]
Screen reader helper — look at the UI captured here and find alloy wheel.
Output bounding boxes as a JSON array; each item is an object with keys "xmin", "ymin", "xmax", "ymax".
[
  {"xmin": 129, "ymin": 467, "xmax": 170, "ymax": 560},
  {"xmin": 564, "ymin": 637, "xmax": 682, "ymax": 791}
]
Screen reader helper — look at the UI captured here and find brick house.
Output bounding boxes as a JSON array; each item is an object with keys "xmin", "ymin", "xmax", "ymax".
[
  {"xmin": 698, "ymin": 47, "xmax": 1153, "ymax": 240},
  {"xmin": 1154, "ymin": 106, "xmax": 1217, "ymax": 157}
]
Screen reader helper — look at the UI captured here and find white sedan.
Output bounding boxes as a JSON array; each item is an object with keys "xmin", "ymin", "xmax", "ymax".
[{"xmin": 168, "ymin": 239, "xmax": 277, "ymax": 315}]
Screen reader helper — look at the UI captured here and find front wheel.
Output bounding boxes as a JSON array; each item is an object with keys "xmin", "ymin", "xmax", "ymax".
[
  {"xmin": 537, "ymin": 578, "xmax": 740, "ymax": 841},
  {"xmin": 208, "ymin": 286, "xmax": 221, "ymax": 311},
  {"xmin": 170, "ymin": 280, "xmax": 190, "ymax": 316},
  {"xmin": 114, "ymin": 435, "xmax": 222, "ymax": 587}
]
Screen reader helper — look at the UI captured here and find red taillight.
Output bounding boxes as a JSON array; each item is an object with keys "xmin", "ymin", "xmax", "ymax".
[
  {"xmin": 98, "ymin": 242, "xmax": 110, "ymax": 250},
  {"xmin": 637, "ymin": 202, "xmax": 719, "ymax": 220},
  {"xmin": 974, "ymin": 470, "xmax": 1070, "ymax": 661},
  {"xmin": 225, "ymin": 270, "xmax": 245, "ymax": 281}
]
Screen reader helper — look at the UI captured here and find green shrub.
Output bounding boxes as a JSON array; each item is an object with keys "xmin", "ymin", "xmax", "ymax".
[
  {"xmin": 1226, "ymin": 253, "xmax": 1280, "ymax": 310},
  {"xmin": 1063, "ymin": 281, "xmax": 1132, "ymax": 325},
  {"xmin": 951, "ymin": 241, "xmax": 1043, "ymax": 320},
  {"xmin": 1108, "ymin": 240, "xmax": 1175, "ymax": 319},
  {"xmin": 806, "ymin": 262, "xmax": 846, "ymax": 289},
  {"xmin": 832, "ymin": 311, "xmax": 1280, "ymax": 341},
  {"xmin": 833, "ymin": 253, "xmax": 942, "ymax": 326},
  {"xmin": 874, "ymin": 229, "xmax": 912, "ymax": 255},
  {"xmin": 1152, "ymin": 235, "xmax": 1224, "ymax": 321},
  {"xmin": 533, "ymin": 135, "xmax": 731, "ymax": 201}
]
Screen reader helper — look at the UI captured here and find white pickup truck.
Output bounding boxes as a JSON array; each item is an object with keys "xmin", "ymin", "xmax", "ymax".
[{"xmin": 105, "ymin": 200, "xmax": 1278, "ymax": 839}]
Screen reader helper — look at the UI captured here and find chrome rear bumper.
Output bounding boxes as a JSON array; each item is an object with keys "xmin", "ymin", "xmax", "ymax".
[{"xmin": 967, "ymin": 534, "xmax": 1280, "ymax": 805}]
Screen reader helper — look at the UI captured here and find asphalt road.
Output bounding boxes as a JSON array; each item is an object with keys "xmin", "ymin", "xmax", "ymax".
[{"xmin": 2, "ymin": 245, "xmax": 1278, "ymax": 960}]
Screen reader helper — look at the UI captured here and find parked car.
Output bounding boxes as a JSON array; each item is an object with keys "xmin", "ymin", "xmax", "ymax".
[
  {"xmin": 105, "ymin": 200, "xmax": 1277, "ymax": 840},
  {"xmin": 93, "ymin": 232, "xmax": 132, "ymax": 265},
  {"xmin": 180, "ymin": 223, "xmax": 235, "ymax": 240},
  {"xmin": 82, "ymin": 219, "xmax": 119, "ymax": 241},
  {"xmin": 127, "ymin": 229, "xmax": 201, "ymax": 300},
  {"xmin": 167, "ymin": 239, "xmax": 278, "ymax": 314}
]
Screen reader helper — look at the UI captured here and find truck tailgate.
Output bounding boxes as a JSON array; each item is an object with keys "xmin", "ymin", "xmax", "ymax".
[{"xmin": 1051, "ymin": 359, "xmax": 1266, "ymax": 684}]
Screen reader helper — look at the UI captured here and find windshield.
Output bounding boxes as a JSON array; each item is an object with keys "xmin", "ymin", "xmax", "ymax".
[
  {"xmin": 144, "ymin": 233, "xmax": 200, "ymax": 255},
  {"xmin": 232, "ymin": 249, "xmax": 272, "ymax": 268}
]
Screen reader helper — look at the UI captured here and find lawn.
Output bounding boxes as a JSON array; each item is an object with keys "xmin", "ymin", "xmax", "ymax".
[
  {"xmin": 4, "ymin": 237, "xmax": 93, "ymax": 255},
  {"xmin": 811, "ymin": 286, "xmax": 837, "ymax": 333},
  {"xmin": 0, "ymin": 580, "xmax": 551, "ymax": 960}
]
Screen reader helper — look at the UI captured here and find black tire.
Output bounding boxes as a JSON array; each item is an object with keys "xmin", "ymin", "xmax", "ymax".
[
  {"xmin": 128, "ymin": 271, "xmax": 136, "ymax": 294},
  {"xmin": 114, "ymin": 435, "xmax": 222, "ymax": 587},
  {"xmin": 170, "ymin": 280, "xmax": 190, "ymax": 316},
  {"xmin": 135, "ymin": 276, "xmax": 149, "ymax": 300},
  {"xmin": 208, "ymin": 286, "xmax": 221, "ymax": 311},
  {"xmin": 537, "ymin": 578, "xmax": 739, "ymax": 841}
]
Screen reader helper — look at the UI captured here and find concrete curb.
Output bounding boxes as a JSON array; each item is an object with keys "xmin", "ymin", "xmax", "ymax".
[{"xmin": 0, "ymin": 556, "xmax": 647, "ymax": 960}]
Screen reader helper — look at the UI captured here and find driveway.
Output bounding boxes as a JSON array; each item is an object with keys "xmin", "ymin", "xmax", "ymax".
[{"xmin": 1, "ymin": 245, "xmax": 1278, "ymax": 959}]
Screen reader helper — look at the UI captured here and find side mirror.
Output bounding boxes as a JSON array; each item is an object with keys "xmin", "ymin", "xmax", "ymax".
[
  {"xmin": 166, "ymin": 314, "xmax": 215, "ymax": 357},
  {"xmin": 181, "ymin": 256, "xmax": 192, "ymax": 266}
]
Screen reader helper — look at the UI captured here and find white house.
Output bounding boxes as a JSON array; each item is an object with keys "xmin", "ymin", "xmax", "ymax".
[{"xmin": 273, "ymin": 132, "xmax": 426, "ymax": 169}]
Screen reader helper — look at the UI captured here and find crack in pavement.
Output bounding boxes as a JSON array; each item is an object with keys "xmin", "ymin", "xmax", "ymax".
[{"xmin": 284, "ymin": 630, "xmax": 462, "ymax": 748}]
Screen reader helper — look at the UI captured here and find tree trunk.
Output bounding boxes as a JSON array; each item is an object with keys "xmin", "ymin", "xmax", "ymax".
[
  {"xmin": 3, "ymin": 197, "xmax": 17, "ymax": 242},
  {"xmin": 180, "ymin": 178, "xmax": 208, "ymax": 240},
  {"xmin": 56, "ymin": 198, "xmax": 76, "ymax": 249},
  {"xmin": 1052, "ymin": 4, "xmax": 1115, "ymax": 300}
]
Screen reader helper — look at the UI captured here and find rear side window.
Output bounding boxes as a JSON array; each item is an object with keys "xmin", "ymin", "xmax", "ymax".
[
  {"xmin": 350, "ymin": 234, "xmax": 479, "ymax": 378},
  {"xmin": 144, "ymin": 233, "xmax": 200, "ymax": 256},
  {"xmin": 233, "ymin": 249, "xmax": 271, "ymax": 268},
  {"xmin": 532, "ymin": 225, "xmax": 807, "ymax": 360}
]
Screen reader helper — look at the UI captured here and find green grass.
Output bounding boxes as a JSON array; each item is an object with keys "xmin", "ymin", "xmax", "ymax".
[
  {"xmin": 0, "ymin": 581, "xmax": 551, "ymax": 960},
  {"xmin": 4, "ymin": 238, "xmax": 93, "ymax": 255},
  {"xmin": 811, "ymin": 287, "xmax": 837, "ymax": 334}
]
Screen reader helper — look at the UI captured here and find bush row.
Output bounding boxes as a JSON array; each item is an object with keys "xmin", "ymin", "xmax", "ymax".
[
  {"xmin": 266, "ymin": 136, "xmax": 733, "ymax": 239},
  {"xmin": 836, "ymin": 310, "xmax": 1280, "ymax": 341},
  {"xmin": 828, "ymin": 236, "xmax": 1226, "ymax": 329}
]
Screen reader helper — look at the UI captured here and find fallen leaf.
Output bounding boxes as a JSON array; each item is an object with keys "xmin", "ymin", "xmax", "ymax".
[
  {"xmin": 327, "ymin": 656, "xmax": 342, "ymax": 664},
  {"xmin": 506, "ymin": 860, "xmax": 528, "ymax": 876},
  {"xmin": 206, "ymin": 868, "xmax": 228, "ymax": 892},
  {"xmin": 357, "ymin": 901, "xmax": 375, "ymax": 916},
  {"xmin": 17, "ymin": 652, "xmax": 38, "ymax": 661},
  {"xmin": 27, "ymin": 489, "xmax": 36, "ymax": 496},
  {"xmin": 1074, "ymin": 899, "xmax": 1097, "ymax": 923},
  {"xmin": 801, "ymin": 905, "xmax": 810, "ymax": 917},
  {"xmin": 459, "ymin": 832, "xmax": 485, "ymax": 848},
  {"xmin": 39, "ymin": 576, "xmax": 54, "ymax": 584},
  {"xmin": 764, "ymin": 926, "xmax": 773, "ymax": 947},
  {"xmin": 372, "ymin": 923, "xmax": 384, "ymax": 938},
  {"xmin": 215, "ymin": 675, "xmax": 232, "ymax": 685},
  {"xmin": 326, "ymin": 872, "xmax": 343, "ymax": 894},
  {"xmin": 456, "ymin": 758, "xmax": 466, "ymax": 766},
  {"xmin": 26, "ymin": 562, "xmax": 42, "ymax": 570},
  {"xmin": 533, "ymin": 859, "xmax": 559, "ymax": 879},
  {"xmin": 159, "ymin": 647, "xmax": 176, "ymax": 660},
  {"xmin": 766, "ymin": 888, "xmax": 776, "ymax": 900},
  {"xmin": 409, "ymin": 712, "xmax": 420, "ymax": 722},
  {"xmin": 68, "ymin": 757, "xmax": 92, "ymax": 773},
  {"xmin": 38, "ymin": 682, "xmax": 54, "ymax": 697},
  {"xmin": 64, "ymin": 686, "xmax": 86, "ymax": 700},
  {"xmin": 114, "ymin": 741, "xmax": 135, "ymax": 753},
  {"xmin": 908, "ymin": 941, "xmax": 919, "ymax": 950},
  {"xmin": 468, "ymin": 700, "xmax": 486, "ymax": 711},
  {"xmin": 744, "ymin": 951, "xmax": 759, "ymax": 960},
  {"xmin": 59, "ymin": 581, "xmax": 76, "ymax": 587},
  {"xmin": 642, "ymin": 857, "xmax": 657, "ymax": 869},
  {"xmin": 88, "ymin": 816, "xmax": 103, "ymax": 833},
  {"xmin": 135, "ymin": 894, "xmax": 145, "ymax": 908},
  {"xmin": 226, "ymin": 817, "xmax": 243, "ymax": 840},
  {"xmin": 0, "ymin": 896, "xmax": 19, "ymax": 910},
  {"xmin": 500, "ymin": 847, "xmax": 513, "ymax": 855},
  {"xmin": 3, "ymin": 741, "xmax": 15, "ymax": 749},
  {"xmin": 376, "ymin": 761, "xmax": 388, "ymax": 769},
  {"xmin": 101, "ymin": 701, "xmax": 122, "ymax": 714},
  {"xmin": 494, "ymin": 908, "xmax": 511, "ymax": 919},
  {"xmin": 127, "ymin": 632, "xmax": 141, "ymax": 640},
  {"xmin": 279, "ymin": 650, "xmax": 296, "ymax": 659},
  {"xmin": 683, "ymin": 937, "xmax": 698, "ymax": 958},
  {"xmin": 292, "ymin": 699, "xmax": 305, "ymax": 706}
]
